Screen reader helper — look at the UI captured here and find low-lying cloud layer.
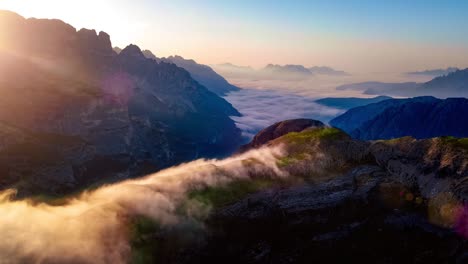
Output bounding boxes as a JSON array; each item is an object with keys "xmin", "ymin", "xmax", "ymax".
[
  {"xmin": 0, "ymin": 147, "xmax": 286, "ymax": 264},
  {"xmin": 224, "ymin": 89, "xmax": 344, "ymax": 139}
]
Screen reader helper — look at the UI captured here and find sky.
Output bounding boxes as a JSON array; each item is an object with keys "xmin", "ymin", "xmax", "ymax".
[{"xmin": 1, "ymin": 0, "xmax": 468, "ymax": 73}]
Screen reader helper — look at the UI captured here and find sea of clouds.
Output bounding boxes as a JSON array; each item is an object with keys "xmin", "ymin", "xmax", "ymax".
[{"xmin": 224, "ymin": 88, "xmax": 344, "ymax": 139}]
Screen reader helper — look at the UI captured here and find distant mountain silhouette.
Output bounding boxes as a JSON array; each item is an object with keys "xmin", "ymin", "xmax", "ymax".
[
  {"xmin": 212, "ymin": 63, "xmax": 260, "ymax": 79},
  {"xmin": 142, "ymin": 49, "xmax": 158, "ymax": 60},
  {"xmin": 337, "ymin": 82, "xmax": 420, "ymax": 93},
  {"xmin": 213, "ymin": 63, "xmax": 349, "ymax": 79},
  {"xmin": 308, "ymin": 66, "xmax": 350, "ymax": 76},
  {"xmin": 162, "ymin": 55, "xmax": 240, "ymax": 95},
  {"xmin": 0, "ymin": 10, "xmax": 242, "ymax": 195},
  {"xmin": 330, "ymin": 96, "xmax": 468, "ymax": 140},
  {"xmin": 113, "ymin": 46, "xmax": 122, "ymax": 54},
  {"xmin": 336, "ymin": 69, "xmax": 468, "ymax": 98},
  {"xmin": 407, "ymin": 67, "xmax": 459, "ymax": 77},
  {"xmin": 262, "ymin": 64, "xmax": 313, "ymax": 76},
  {"xmin": 315, "ymin": 96, "xmax": 392, "ymax": 110},
  {"xmin": 215, "ymin": 63, "xmax": 254, "ymax": 72}
]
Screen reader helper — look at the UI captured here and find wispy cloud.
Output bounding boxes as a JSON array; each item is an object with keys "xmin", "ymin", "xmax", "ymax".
[{"xmin": 0, "ymin": 147, "xmax": 286, "ymax": 264}]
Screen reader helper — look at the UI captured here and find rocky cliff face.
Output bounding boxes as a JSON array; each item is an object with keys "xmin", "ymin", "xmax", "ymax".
[
  {"xmin": 330, "ymin": 96, "xmax": 468, "ymax": 140},
  {"xmin": 133, "ymin": 121, "xmax": 468, "ymax": 263},
  {"xmin": 0, "ymin": 11, "xmax": 242, "ymax": 196}
]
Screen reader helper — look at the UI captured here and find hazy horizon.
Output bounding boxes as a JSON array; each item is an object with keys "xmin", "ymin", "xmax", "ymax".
[{"xmin": 1, "ymin": 0, "xmax": 468, "ymax": 74}]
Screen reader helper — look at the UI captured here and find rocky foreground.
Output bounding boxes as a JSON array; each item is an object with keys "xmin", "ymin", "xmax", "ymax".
[{"xmin": 133, "ymin": 119, "xmax": 468, "ymax": 263}]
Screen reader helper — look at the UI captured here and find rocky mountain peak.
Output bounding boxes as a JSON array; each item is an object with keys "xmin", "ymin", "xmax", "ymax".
[
  {"xmin": 239, "ymin": 119, "xmax": 325, "ymax": 151},
  {"xmin": 76, "ymin": 28, "xmax": 113, "ymax": 55},
  {"xmin": 142, "ymin": 49, "xmax": 158, "ymax": 60},
  {"xmin": 119, "ymin": 44, "xmax": 145, "ymax": 59},
  {"xmin": 0, "ymin": 9, "xmax": 24, "ymax": 23}
]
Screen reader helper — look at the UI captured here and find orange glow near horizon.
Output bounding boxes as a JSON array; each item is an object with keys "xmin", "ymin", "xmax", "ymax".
[{"xmin": 1, "ymin": 1, "xmax": 468, "ymax": 75}]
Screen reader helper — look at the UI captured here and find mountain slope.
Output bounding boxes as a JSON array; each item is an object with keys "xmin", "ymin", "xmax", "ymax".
[
  {"xmin": 163, "ymin": 55, "xmax": 240, "ymax": 96},
  {"xmin": 0, "ymin": 11, "xmax": 242, "ymax": 195},
  {"xmin": 330, "ymin": 96, "xmax": 468, "ymax": 140},
  {"xmin": 2, "ymin": 117, "xmax": 467, "ymax": 263},
  {"xmin": 124, "ymin": 123, "xmax": 468, "ymax": 263}
]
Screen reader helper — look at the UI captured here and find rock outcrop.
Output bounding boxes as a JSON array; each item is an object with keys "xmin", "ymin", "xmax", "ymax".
[{"xmin": 239, "ymin": 119, "xmax": 325, "ymax": 152}]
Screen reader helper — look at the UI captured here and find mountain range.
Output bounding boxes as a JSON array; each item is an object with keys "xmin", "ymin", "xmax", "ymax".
[
  {"xmin": 407, "ymin": 67, "xmax": 459, "ymax": 76},
  {"xmin": 212, "ymin": 62, "xmax": 350, "ymax": 79},
  {"xmin": 336, "ymin": 69, "xmax": 468, "ymax": 98},
  {"xmin": 262, "ymin": 64, "xmax": 349, "ymax": 76},
  {"xmin": 0, "ymin": 10, "xmax": 242, "ymax": 196},
  {"xmin": 330, "ymin": 96, "xmax": 468, "ymax": 140},
  {"xmin": 113, "ymin": 48, "xmax": 240, "ymax": 96}
]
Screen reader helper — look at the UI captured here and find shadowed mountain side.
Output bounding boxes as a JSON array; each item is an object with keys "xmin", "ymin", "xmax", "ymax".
[
  {"xmin": 160, "ymin": 55, "xmax": 240, "ymax": 96},
  {"xmin": 0, "ymin": 10, "xmax": 242, "ymax": 196},
  {"xmin": 330, "ymin": 97, "xmax": 468, "ymax": 140}
]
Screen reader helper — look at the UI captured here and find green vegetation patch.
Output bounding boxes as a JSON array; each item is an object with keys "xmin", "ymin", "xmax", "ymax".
[
  {"xmin": 440, "ymin": 136, "xmax": 468, "ymax": 151},
  {"xmin": 187, "ymin": 179, "xmax": 277, "ymax": 209},
  {"xmin": 277, "ymin": 153, "xmax": 308, "ymax": 167},
  {"xmin": 129, "ymin": 216, "xmax": 161, "ymax": 264},
  {"xmin": 283, "ymin": 127, "xmax": 347, "ymax": 144}
]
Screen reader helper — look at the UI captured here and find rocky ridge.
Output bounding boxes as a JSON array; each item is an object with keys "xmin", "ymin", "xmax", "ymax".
[{"xmin": 138, "ymin": 119, "xmax": 468, "ymax": 263}]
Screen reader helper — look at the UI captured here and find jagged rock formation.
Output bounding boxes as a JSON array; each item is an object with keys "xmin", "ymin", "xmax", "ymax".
[
  {"xmin": 330, "ymin": 96, "xmax": 468, "ymax": 140},
  {"xmin": 0, "ymin": 11, "xmax": 242, "ymax": 196}
]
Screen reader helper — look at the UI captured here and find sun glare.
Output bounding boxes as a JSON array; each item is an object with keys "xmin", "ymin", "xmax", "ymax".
[{"xmin": 0, "ymin": 0, "xmax": 145, "ymax": 49}]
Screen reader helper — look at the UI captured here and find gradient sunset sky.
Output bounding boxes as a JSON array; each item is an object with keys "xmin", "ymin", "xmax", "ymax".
[{"xmin": 1, "ymin": 0, "xmax": 467, "ymax": 73}]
